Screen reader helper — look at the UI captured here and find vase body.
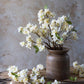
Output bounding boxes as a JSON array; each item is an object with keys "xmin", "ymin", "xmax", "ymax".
[{"xmin": 46, "ymin": 48, "xmax": 70, "ymax": 81}]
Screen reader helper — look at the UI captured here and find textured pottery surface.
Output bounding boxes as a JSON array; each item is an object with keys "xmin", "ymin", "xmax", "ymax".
[
  {"xmin": 0, "ymin": 0, "xmax": 84, "ymax": 71},
  {"xmin": 46, "ymin": 48, "xmax": 70, "ymax": 80}
]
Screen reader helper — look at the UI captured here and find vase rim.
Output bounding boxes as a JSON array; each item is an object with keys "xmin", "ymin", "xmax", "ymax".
[{"xmin": 48, "ymin": 47, "xmax": 69, "ymax": 54}]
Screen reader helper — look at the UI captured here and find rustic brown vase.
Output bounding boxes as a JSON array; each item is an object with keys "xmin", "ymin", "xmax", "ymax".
[{"xmin": 46, "ymin": 48, "xmax": 70, "ymax": 81}]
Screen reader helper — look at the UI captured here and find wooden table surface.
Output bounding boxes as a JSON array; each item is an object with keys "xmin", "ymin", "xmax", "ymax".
[{"xmin": 0, "ymin": 68, "xmax": 84, "ymax": 84}]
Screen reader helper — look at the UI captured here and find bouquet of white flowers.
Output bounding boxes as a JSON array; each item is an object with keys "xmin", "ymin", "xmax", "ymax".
[{"xmin": 18, "ymin": 8, "xmax": 78, "ymax": 53}]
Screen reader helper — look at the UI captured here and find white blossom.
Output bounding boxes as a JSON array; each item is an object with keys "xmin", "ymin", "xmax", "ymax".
[
  {"xmin": 36, "ymin": 38, "xmax": 42, "ymax": 44},
  {"xmin": 32, "ymin": 67, "xmax": 39, "ymax": 73},
  {"xmin": 26, "ymin": 23, "xmax": 32, "ymax": 28},
  {"xmin": 72, "ymin": 31, "xmax": 78, "ymax": 40},
  {"xmin": 61, "ymin": 15, "xmax": 67, "ymax": 21},
  {"xmin": 7, "ymin": 66, "xmax": 18, "ymax": 73},
  {"xmin": 73, "ymin": 61, "xmax": 84, "ymax": 77},
  {"xmin": 26, "ymin": 35, "xmax": 32, "ymax": 42},
  {"xmin": 38, "ymin": 9, "xmax": 44, "ymax": 18},
  {"xmin": 26, "ymin": 42, "xmax": 32, "ymax": 49},
  {"xmin": 31, "ymin": 75, "xmax": 37, "ymax": 81},
  {"xmin": 79, "ymin": 64, "xmax": 84, "ymax": 77},
  {"xmin": 51, "ymin": 29, "xmax": 58, "ymax": 36},
  {"xmin": 8, "ymin": 72, "xmax": 12, "ymax": 77},
  {"xmin": 44, "ymin": 9, "xmax": 50, "ymax": 14},
  {"xmin": 44, "ymin": 18, "xmax": 50, "ymax": 24},
  {"xmin": 38, "ymin": 19, "xmax": 43, "ymax": 24},
  {"xmin": 22, "ymin": 28, "xmax": 29, "ymax": 35},
  {"xmin": 56, "ymin": 15, "xmax": 67, "ymax": 27},
  {"xmin": 30, "ymin": 25, "xmax": 38, "ymax": 32},
  {"xmin": 51, "ymin": 29, "xmax": 58, "ymax": 42},
  {"xmin": 36, "ymin": 64, "xmax": 44, "ymax": 70},
  {"xmin": 52, "ymin": 80, "xmax": 59, "ymax": 84},
  {"xmin": 62, "ymin": 32, "xmax": 68, "ymax": 39},
  {"xmin": 18, "ymin": 77, "xmax": 23, "ymax": 82},
  {"xmin": 18, "ymin": 26, "xmax": 23, "ymax": 32},
  {"xmin": 23, "ymin": 77, "xmax": 28, "ymax": 83},
  {"xmin": 73, "ymin": 61, "xmax": 78, "ymax": 68},
  {"xmin": 44, "ymin": 9, "xmax": 55, "ymax": 18},
  {"xmin": 56, "ymin": 40, "xmax": 64, "ymax": 44},
  {"xmin": 52, "ymin": 35, "xmax": 58, "ymax": 42},
  {"xmin": 19, "ymin": 69, "xmax": 28, "ymax": 78},
  {"xmin": 20, "ymin": 41, "xmax": 25, "ymax": 47},
  {"xmin": 80, "ymin": 64, "xmax": 84, "ymax": 70},
  {"xmin": 38, "ymin": 9, "xmax": 44, "ymax": 24},
  {"xmin": 12, "ymin": 76, "xmax": 18, "ymax": 81},
  {"xmin": 50, "ymin": 19, "xmax": 56, "ymax": 30},
  {"xmin": 68, "ymin": 25, "xmax": 73, "ymax": 32},
  {"xmin": 39, "ymin": 77, "xmax": 45, "ymax": 84},
  {"xmin": 37, "ymin": 44, "xmax": 45, "ymax": 52}
]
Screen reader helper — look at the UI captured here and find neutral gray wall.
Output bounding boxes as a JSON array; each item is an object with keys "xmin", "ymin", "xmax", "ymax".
[{"xmin": 0, "ymin": 0, "xmax": 84, "ymax": 71}]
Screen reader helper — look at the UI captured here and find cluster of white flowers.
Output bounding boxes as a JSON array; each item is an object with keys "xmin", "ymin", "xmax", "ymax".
[
  {"xmin": 17, "ymin": 69, "xmax": 28, "ymax": 83},
  {"xmin": 18, "ymin": 22, "xmax": 45, "ymax": 52},
  {"xmin": 18, "ymin": 8, "xmax": 78, "ymax": 52},
  {"xmin": 18, "ymin": 23, "xmax": 38, "ymax": 49},
  {"xmin": 30, "ymin": 64, "xmax": 45, "ymax": 84},
  {"xmin": 7, "ymin": 66, "xmax": 18, "ymax": 73},
  {"xmin": 8, "ymin": 64, "xmax": 61, "ymax": 84},
  {"xmin": 36, "ymin": 38, "xmax": 45, "ymax": 52},
  {"xmin": 73, "ymin": 61, "xmax": 84, "ymax": 77},
  {"xmin": 50, "ymin": 15, "xmax": 77, "ymax": 44},
  {"xmin": 38, "ymin": 9, "xmax": 55, "ymax": 24},
  {"xmin": 7, "ymin": 66, "xmax": 29, "ymax": 84},
  {"xmin": 72, "ymin": 31, "xmax": 78, "ymax": 40}
]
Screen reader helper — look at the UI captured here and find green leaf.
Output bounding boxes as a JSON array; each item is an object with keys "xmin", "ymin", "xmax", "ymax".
[
  {"xmin": 44, "ymin": 5, "xmax": 48, "ymax": 9},
  {"xmin": 47, "ymin": 81, "xmax": 51, "ymax": 84},
  {"xmin": 69, "ymin": 76, "xmax": 77, "ymax": 82},
  {"xmin": 33, "ymin": 45, "xmax": 39, "ymax": 53},
  {"xmin": 74, "ymin": 77, "xmax": 77, "ymax": 81},
  {"xmin": 55, "ymin": 33, "xmax": 60, "ymax": 39},
  {"xmin": 70, "ymin": 77, "xmax": 74, "ymax": 81},
  {"xmin": 66, "ymin": 20, "xmax": 72, "ymax": 24},
  {"xmin": 60, "ymin": 38, "xmax": 63, "ymax": 41},
  {"xmin": 11, "ymin": 72, "xmax": 18, "ymax": 78},
  {"xmin": 20, "ymin": 30, "xmax": 22, "ymax": 33}
]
